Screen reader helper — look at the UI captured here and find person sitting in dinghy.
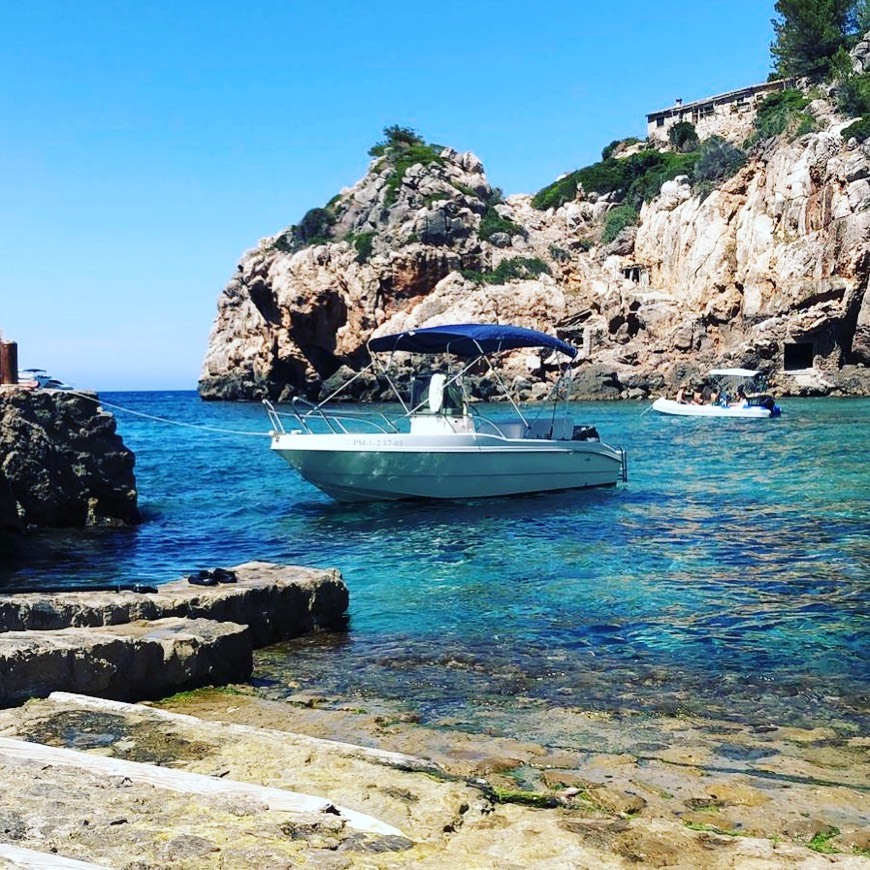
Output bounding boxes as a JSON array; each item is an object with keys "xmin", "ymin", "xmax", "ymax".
[{"xmin": 729, "ymin": 386, "xmax": 749, "ymax": 408}]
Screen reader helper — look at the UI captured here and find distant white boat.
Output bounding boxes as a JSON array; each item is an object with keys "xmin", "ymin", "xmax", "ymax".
[
  {"xmin": 265, "ymin": 323, "xmax": 627, "ymax": 502},
  {"xmin": 17, "ymin": 368, "xmax": 73, "ymax": 390},
  {"xmin": 652, "ymin": 368, "xmax": 782, "ymax": 419}
]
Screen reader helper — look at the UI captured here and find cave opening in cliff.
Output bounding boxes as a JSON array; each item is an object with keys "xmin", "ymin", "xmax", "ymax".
[{"xmin": 783, "ymin": 342, "xmax": 814, "ymax": 371}]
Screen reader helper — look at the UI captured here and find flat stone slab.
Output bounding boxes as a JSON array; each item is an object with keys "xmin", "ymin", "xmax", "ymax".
[
  {"xmin": 0, "ymin": 694, "xmax": 449, "ymax": 867},
  {"xmin": 0, "ymin": 618, "xmax": 251, "ymax": 707},
  {"xmin": 0, "ymin": 736, "xmax": 400, "ymax": 836},
  {"xmin": 0, "ymin": 693, "xmax": 864, "ymax": 869},
  {"xmin": 0, "ymin": 562, "xmax": 348, "ymax": 646},
  {"xmin": 0, "ymin": 843, "xmax": 113, "ymax": 869}
]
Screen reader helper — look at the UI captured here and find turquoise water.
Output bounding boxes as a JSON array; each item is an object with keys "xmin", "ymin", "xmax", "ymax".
[{"xmin": 2, "ymin": 392, "xmax": 868, "ymax": 733}]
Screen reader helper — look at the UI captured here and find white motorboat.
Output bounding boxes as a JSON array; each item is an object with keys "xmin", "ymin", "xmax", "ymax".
[
  {"xmin": 651, "ymin": 368, "xmax": 782, "ymax": 418},
  {"xmin": 17, "ymin": 368, "xmax": 73, "ymax": 390},
  {"xmin": 265, "ymin": 323, "xmax": 627, "ymax": 502}
]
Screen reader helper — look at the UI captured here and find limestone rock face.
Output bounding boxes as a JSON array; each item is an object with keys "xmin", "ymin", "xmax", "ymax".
[
  {"xmin": 199, "ymin": 146, "xmax": 490, "ymax": 400},
  {"xmin": 633, "ymin": 133, "xmax": 870, "ymax": 380},
  {"xmin": 201, "ymin": 120, "xmax": 870, "ymax": 401},
  {"xmin": 0, "ymin": 390, "xmax": 139, "ymax": 529}
]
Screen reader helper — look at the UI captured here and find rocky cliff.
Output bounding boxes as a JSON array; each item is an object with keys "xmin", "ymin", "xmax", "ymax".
[
  {"xmin": 0, "ymin": 389, "xmax": 139, "ymax": 530},
  {"xmin": 200, "ymin": 94, "xmax": 870, "ymax": 402}
]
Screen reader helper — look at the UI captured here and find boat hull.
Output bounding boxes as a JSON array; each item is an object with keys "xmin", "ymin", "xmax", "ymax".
[
  {"xmin": 271, "ymin": 431, "xmax": 625, "ymax": 502},
  {"xmin": 651, "ymin": 397, "xmax": 780, "ymax": 418}
]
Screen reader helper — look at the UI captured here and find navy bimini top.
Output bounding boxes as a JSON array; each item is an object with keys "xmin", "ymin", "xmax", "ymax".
[{"xmin": 368, "ymin": 323, "xmax": 577, "ymax": 359}]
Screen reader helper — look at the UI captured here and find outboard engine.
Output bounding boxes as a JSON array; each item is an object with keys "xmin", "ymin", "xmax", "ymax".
[
  {"xmin": 572, "ymin": 425, "xmax": 600, "ymax": 442},
  {"xmin": 750, "ymin": 394, "xmax": 782, "ymax": 417}
]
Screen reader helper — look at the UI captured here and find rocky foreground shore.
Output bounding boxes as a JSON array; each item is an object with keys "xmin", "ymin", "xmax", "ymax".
[
  {"xmin": 0, "ymin": 684, "xmax": 866, "ymax": 869},
  {"xmin": 0, "ymin": 562, "xmax": 866, "ymax": 868}
]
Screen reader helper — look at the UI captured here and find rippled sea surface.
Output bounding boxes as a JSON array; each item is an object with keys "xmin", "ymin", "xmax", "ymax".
[{"xmin": 2, "ymin": 392, "xmax": 867, "ymax": 737}]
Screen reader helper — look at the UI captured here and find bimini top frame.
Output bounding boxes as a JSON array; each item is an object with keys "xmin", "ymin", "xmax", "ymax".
[
  {"xmin": 367, "ymin": 323, "xmax": 577, "ymax": 359},
  {"xmin": 265, "ymin": 323, "xmax": 578, "ymax": 436}
]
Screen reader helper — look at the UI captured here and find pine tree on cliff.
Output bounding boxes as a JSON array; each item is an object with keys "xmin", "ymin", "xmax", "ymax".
[{"xmin": 771, "ymin": 0, "xmax": 858, "ymax": 76}]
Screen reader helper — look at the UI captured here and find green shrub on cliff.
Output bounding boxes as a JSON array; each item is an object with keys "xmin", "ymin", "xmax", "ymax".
[
  {"xmin": 835, "ymin": 69, "xmax": 870, "ymax": 116},
  {"xmin": 478, "ymin": 205, "xmax": 528, "ymax": 241},
  {"xmin": 368, "ymin": 125, "xmax": 425, "ymax": 156},
  {"xmin": 602, "ymin": 205, "xmax": 639, "ymax": 243},
  {"xmin": 747, "ymin": 89, "xmax": 816, "ymax": 144},
  {"xmin": 272, "ymin": 205, "xmax": 336, "ymax": 253},
  {"xmin": 531, "ymin": 170, "xmax": 587, "ymax": 211},
  {"xmin": 295, "ymin": 207, "xmax": 336, "ymax": 244},
  {"xmin": 601, "ymin": 137, "xmax": 642, "ymax": 159},
  {"xmin": 532, "ymin": 149, "xmax": 698, "ymax": 212},
  {"xmin": 841, "ymin": 114, "xmax": 870, "ymax": 140},
  {"xmin": 623, "ymin": 152, "xmax": 697, "ymax": 206},
  {"xmin": 668, "ymin": 121, "xmax": 700, "ymax": 153},
  {"xmin": 272, "ymin": 232, "xmax": 294, "ymax": 253},
  {"xmin": 383, "ymin": 143, "xmax": 446, "ymax": 206},
  {"xmin": 693, "ymin": 136, "xmax": 747, "ymax": 197},
  {"xmin": 462, "ymin": 257, "xmax": 551, "ymax": 285},
  {"xmin": 369, "ymin": 125, "xmax": 446, "ymax": 207},
  {"xmin": 349, "ymin": 231, "xmax": 375, "ymax": 263}
]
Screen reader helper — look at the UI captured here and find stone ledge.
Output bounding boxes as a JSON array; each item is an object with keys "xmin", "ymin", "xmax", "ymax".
[
  {"xmin": 0, "ymin": 617, "xmax": 251, "ymax": 707},
  {"xmin": 0, "ymin": 561, "xmax": 349, "ymax": 646}
]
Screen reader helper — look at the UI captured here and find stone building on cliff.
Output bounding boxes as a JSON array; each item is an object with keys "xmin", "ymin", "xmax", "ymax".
[{"xmin": 646, "ymin": 79, "xmax": 794, "ymax": 145}]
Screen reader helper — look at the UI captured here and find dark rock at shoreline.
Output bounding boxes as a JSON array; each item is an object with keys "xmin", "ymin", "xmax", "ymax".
[
  {"xmin": 828, "ymin": 364, "xmax": 870, "ymax": 396},
  {"xmin": 0, "ymin": 388, "xmax": 139, "ymax": 530},
  {"xmin": 567, "ymin": 365, "xmax": 624, "ymax": 400}
]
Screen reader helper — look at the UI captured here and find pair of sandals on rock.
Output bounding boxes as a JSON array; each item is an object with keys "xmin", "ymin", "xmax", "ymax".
[{"xmin": 186, "ymin": 567, "xmax": 238, "ymax": 586}]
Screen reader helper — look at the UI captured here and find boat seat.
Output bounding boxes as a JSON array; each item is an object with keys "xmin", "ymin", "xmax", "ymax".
[
  {"xmin": 428, "ymin": 373, "xmax": 447, "ymax": 412},
  {"xmin": 427, "ymin": 373, "xmax": 465, "ymax": 414}
]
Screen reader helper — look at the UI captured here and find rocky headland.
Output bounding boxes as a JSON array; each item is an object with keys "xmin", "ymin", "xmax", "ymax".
[
  {"xmin": 0, "ymin": 567, "xmax": 865, "ymax": 866},
  {"xmin": 200, "ymin": 65, "xmax": 870, "ymax": 403},
  {"xmin": 0, "ymin": 388, "xmax": 139, "ymax": 531}
]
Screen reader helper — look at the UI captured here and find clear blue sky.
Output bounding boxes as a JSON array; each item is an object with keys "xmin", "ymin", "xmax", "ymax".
[{"xmin": 0, "ymin": 1, "xmax": 775, "ymax": 391}]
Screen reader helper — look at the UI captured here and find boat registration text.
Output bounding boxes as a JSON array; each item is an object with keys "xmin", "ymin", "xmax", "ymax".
[{"xmin": 352, "ymin": 437, "xmax": 405, "ymax": 448}]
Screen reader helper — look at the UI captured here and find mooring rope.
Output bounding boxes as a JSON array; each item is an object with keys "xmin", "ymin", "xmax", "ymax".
[{"xmin": 68, "ymin": 391, "xmax": 272, "ymax": 437}]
